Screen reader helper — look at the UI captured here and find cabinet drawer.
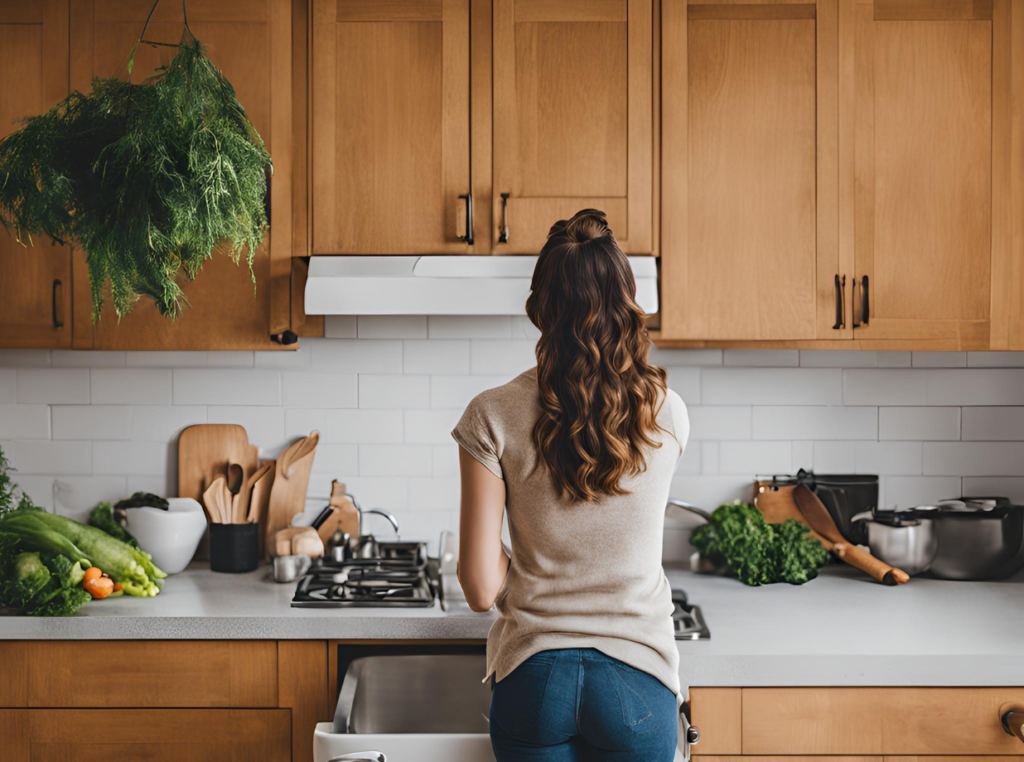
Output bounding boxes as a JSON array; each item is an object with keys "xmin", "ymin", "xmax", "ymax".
[
  {"xmin": 743, "ymin": 687, "xmax": 1024, "ymax": 755},
  {"xmin": 2, "ymin": 641, "xmax": 277, "ymax": 708},
  {"xmin": 1, "ymin": 708, "xmax": 290, "ymax": 762}
]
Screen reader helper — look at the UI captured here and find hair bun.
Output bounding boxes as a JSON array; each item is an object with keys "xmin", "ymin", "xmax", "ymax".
[{"xmin": 547, "ymin": 209, "xmax": 611, "ymax": 243}]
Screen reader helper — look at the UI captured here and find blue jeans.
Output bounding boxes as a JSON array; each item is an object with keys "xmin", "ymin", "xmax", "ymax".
[{"xmin": 489, "ymin": 648, "xmax": 678, "ymax": 762}]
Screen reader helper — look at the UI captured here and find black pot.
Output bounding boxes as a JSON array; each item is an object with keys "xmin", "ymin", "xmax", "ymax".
[{"xmin": 923, "ymin": 499, "xmax": 1024, "ymax": 581}]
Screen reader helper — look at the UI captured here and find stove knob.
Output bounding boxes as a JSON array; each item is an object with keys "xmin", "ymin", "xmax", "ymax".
[{"xmin": 687, "ymin": 726, "xmax": 701, "ymax": 746}]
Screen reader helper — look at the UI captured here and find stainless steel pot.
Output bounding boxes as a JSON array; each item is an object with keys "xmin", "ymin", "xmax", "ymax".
[
  {"xmin": 926, "ymin": 498, "xmax": 1024, "ymax": 580},
  {"xmin": 852, "ymin": 510, "xmax": 937, "ymax": 576}
]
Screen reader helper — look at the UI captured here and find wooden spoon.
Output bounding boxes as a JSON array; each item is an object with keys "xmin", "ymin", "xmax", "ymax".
[
  {"xmin": 281, "ymin": 432, "xmax": 319, "ymax": 479},
  {"xmin": 793, "ymin": 485, "xmax": 910, "ymax": 585},
  {"xmin": 203, "ymin": 476, "xmax": 229, "ymax": 524}
]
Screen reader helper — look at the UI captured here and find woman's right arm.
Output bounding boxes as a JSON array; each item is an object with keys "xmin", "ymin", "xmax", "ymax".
[{"xmin": 457, "ymin": 445, "xmax": 510, "ymax": 612}]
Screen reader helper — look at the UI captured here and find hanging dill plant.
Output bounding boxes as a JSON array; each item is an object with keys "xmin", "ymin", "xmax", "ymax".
[{"xmin": 0, "ymin": 2, "xmax": 272, "ymax": 320}]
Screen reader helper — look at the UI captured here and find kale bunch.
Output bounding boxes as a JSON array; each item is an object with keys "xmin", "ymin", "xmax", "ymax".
[
  {"xmin": 690, "ymin": 502, "xmax": 829, "ymax": 586},
  {"xmin": 0, "ymin": 32, "xmax": 271, "ymax": 320}
]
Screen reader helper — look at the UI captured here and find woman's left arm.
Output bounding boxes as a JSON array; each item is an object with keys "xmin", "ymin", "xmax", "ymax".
[{"xmin": 457, "ymin": 445, "xmax": 510, "ymax": 612}]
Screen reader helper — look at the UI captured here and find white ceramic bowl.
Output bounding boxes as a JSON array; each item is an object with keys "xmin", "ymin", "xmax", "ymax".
[{"xmin": 123, "ymin": 497, "xmax": 207, "ymax": 574}]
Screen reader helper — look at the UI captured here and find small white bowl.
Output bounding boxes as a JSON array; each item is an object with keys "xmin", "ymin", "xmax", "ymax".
[{"xmin": 123, "ymin": 497, "xmax": 207, "ymax": 574}]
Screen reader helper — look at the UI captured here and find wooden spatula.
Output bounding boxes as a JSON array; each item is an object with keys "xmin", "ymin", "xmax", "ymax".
[{"xmin": 793, "ymin": 485, "xmax": 910, "ymax": 585}]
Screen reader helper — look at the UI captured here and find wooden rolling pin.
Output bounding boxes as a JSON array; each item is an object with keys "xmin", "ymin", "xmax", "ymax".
[{"xmin": 793, "ymin": 485, "xmax": 910, "ymax": 586}]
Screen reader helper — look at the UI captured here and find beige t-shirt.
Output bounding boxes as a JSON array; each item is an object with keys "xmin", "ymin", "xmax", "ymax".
[{"xmin": 452, "ymin": 366, "xmax": 689, "ymax": 695}]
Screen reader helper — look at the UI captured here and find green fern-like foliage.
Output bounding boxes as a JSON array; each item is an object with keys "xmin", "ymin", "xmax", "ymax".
[{"xmin": 0, "ymin": 34, "xmax": 272, "ymax": 320}]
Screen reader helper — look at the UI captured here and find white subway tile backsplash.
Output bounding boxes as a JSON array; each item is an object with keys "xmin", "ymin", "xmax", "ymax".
[
  {"xmin": 927, "ymin": 369, "xmax": 1024, "ymax": 406},
  {"xmin": 0, "ymin": 350, "xmax": 50, "ymax": 367},
  {"xmin": 53, "ymin": 476, "xmax": 128, "ymax": 522},
  {"xmin": 718, "ymin": 441, "xmax": 791, "ymax": 474},
  {"xmin": 308, "ymin": 444, "xmax": 359, "ymax": 478},
  {"xmin": 360, "ymin": 375, "xmax": 430, "ymax": 409},
  {"xmin": 132, "ymin": 406, "xmax": 206, "ymax": 441},
  {"xmin": 913, "ymin": 352, "xmax": 966, "ymax": 368},
  {"xmin": 686, "ymin": 406, "xmax": 751, "ymax": 441},
  {"xmin": 0, "ymin": 405, "xmax": 50, "ymax": 439},
  {"xmin": 51, "ymin": 351, "xmax": 126, "ymax": 367},
  {"xmin": 0, "ymin": 440, "xmax": 91, "ymax": 474},
  {"xmin": 470, "ymin": 340, "xmax": 536, "ymax": 375},
  {"xmin": 962, "ymin": 476, "xmax": 1024, "ymax": 502},
  {"xmin": 17, "ymin": 368, "xmax": 90, "ymax": 404},
  {"xmin": 404, "ymin": 340, "xmax": 470, "ymax": 375},
  {"xmin": 255, "ymin": 344, "xmax": 312, "ymax": 369},
  {"xmin": 430, "ymin": 375, "xmax": 510, "ymax": 409},
  {"xmin": 311, "ymin": 339, "xmax": 403, "ymax": 374},
  {"xmin": 704, "ymin": 368, "xmax": 842, "ymax": 405},
  {"xmin": 324, "ymin": 316, "xmax": 358, "ymax": 338},
  {"xmin": 0, "ymin": 369, "xmax": 15, "ymax": 403},
  {"xmin": 649, "ymin": 347, "xmax": 723, "ymax": 366},
  {"xmin": 800, "ymin": 351, "xmax": 878, "ymax": 368},
  {"xmin": 428, "ymin": 315, "xmax": 511, "ymax": 339},
  {"xmin": 324, "ymin": 409, "xmax": 404, "ymax": 444},
  {"xmin": 879, "ymin": 407, "xmax": 960, "ymax": 441},
  {"xmin": 359, "ymin": 444, "xmax": 433, "ymax": 477},
  {"xmin": 6, "ymin": 337, "xmax": 1024, "ymax": 539},
  {"xmin": 173, "ymin": 369, "xmax": 280, "ymax": 406},
  {"xmin": 208, "ymin": 407, "xmax": 286, "ymax": 452},
  {"xmin": 924, "ymin": 442, "xmax": 1024, "ymax": 476},
  {"xmin": 961, "ymin": 407, "xmax": 1024, "ymax": 441},
  {"xmin": 724, "ymin": 349, "xmax": 799, "ymax": 367},
  {"xmin": 967, "ymin": 352, "xmax": 1024, "ymax": 368},
  {"xmin": 405, "ymin": 409, "xmax": 463, "ymax": 444},
  {"xmin": 358, "ymin": 315, "xmax": 428, "ymax": 339},
  {"xmin": 93, "ymin": 441, "xmax": 169, "ymax": 476},
  {"xmin": 408, "ymin": 477, "xmax": 460, "ymax": 511},
  {"xmin": 752, "ymin": 406, "xmax": 877, "ymax": 440},
  {"xmin": 52, "ymin": 406, "xmax": 131, "ymax": 440},
  {"xmin": 127, "ymin": 351, "xmax": 207, "ymax": 367},
  {"xmin": 883, "ymin": 476, "xmax": 962, "ymax": 509},
  {"xmin": 853, "ymin": 441, "xmax": 923, "ymax": 475},
  {"xmin": 282, "ymin": 372, "xmax": 357, "ymax": 408},
  {"xmin": 877, "ymin": 351, "xmax": 912, "ymax": 368},
  {"xmin": 843, "ymin": 369, "xmax": 926, "ymax": 406},
  {"xmin": 666, "ymin": 368, "xmax": 701, "ymax": 405},
  {"xmin": 92, "ymin": 368, "xmax": 172, "ymax": 405},
  {"xmin": 206, "ymin": 352, "xmax": 255, "ymax": 368}
]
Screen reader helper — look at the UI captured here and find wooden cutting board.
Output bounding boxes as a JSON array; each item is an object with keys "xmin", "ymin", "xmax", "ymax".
[
  {"xmin": 178, "ymin": 424, "xmax": 260, "ymax": 508},
  {"xmin": 265, "ymin": 433, "xmax": 319, "ymax": 554},
  {"xmin": 754, "ymin": 484, "xmax": 831, "ymax": 547}
]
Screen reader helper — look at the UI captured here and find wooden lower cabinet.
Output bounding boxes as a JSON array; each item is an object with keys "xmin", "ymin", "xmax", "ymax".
[
  {"xmin": 691, "ymin": 687, "xmax": 1024, "ymax": 758},
  {"xmin": 0, "ymin": 641, "xmax": 328, "ymax": 762},
  {"xmin": 0, "ymin": 709, "xmax": 291, "ymax": 762}
]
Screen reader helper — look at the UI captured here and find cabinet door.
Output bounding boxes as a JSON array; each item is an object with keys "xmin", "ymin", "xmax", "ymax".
[
  {"xmin": 68, "ymin": 0, "xmax": 294, "ymax": 351},
  {"xmin": 1, "ymin": 709, "xmax": 290, "ymax": 762},
  {"xmin": 847, "ymin": 0, "xmax": 1005, "ymax": 345},
  {"xmin": 492, "ymin": 0, "xmax": 653, "ymax": 254},
  {"xmin": 660, "ymin": 0, "xmax": 839, "ymax": 341},
  {"xmin": 311, "ymin": 0, "xmax": 473, "ymax": 255},
  {"xmin": 0, "ymin": 0, "xmax": 72, "ymax": 349}
]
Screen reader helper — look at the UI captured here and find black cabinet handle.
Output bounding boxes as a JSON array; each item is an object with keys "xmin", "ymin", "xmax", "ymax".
[
  {"xmin": 852, "ymin": 275, "xmax": 870, "ymax": 328},
  {"xmin": 458, "ymin": 193, "xmax": 474, "ymax": 245},
  {"xmin": 498, "ymin": 192, "xmax": 510, "ymax": 243},
  {"xmin": 832, "ymin": 274, "xmax": 845, "ymax": 330},
  {"xmin": 861, "ymin": 275, "xmax": 869, "ymax": 325},
  {"xmin": 52, "ymin": 279, "xmax": 64, "ymax": 329}
]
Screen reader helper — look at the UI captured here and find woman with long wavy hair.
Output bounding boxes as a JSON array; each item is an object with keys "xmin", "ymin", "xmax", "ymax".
[{"xmin": 453, "ymin": 210, "xmax": 689, "ymax": 762}]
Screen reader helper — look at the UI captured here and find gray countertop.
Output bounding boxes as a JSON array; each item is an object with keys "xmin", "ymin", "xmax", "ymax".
[{"xmin": 2, "ymin": 562, "xmax": 1021, "ymax": 687}]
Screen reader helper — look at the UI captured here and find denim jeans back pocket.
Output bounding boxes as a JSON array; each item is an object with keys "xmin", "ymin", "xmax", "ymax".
[
  {"xmin": 610, "ymin": 663, "xmax": 660, "ymax": 735},
  {"xmin": 489, "ymin": 652, "xmax": 560, "ymax": 741}
]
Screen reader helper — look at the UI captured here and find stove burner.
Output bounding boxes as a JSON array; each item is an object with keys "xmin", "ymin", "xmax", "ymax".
[{"xmin": 291, "ymin": 540, "xmax": 435, "ymax": 608}]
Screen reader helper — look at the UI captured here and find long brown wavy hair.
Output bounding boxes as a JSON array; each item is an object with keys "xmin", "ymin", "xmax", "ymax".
[{"xmin": 526, "ymin": 209, "xmax": 668, "ymax": 502}]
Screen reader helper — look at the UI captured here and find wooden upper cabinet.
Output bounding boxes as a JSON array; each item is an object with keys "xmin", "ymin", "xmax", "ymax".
[
  {"xmin": 311, "ymin": 0, "xmax": 478, "ymax": 255},
  {"xmin": 68, "ymin": 0, "xmax": 294, "ymax": 351},
  {"xmin": 660, "ymin": 0, "xmax": 839, "ymax": 341},
  {"xmin": 0, "ymin": 0, "xmax": 72, "ymax": 349},
  {"xmin": 845, "ymin": 0, "xmax": 1006, "ymax": 347},
  {"xmin": 492, "ymin": 0, "xmax": 653, "ymax": 254}
]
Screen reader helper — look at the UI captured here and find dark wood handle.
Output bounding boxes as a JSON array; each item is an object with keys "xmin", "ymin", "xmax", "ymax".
[{"xmin": 52, "ymin": 279, "xmax": 64, "ymax": 329}]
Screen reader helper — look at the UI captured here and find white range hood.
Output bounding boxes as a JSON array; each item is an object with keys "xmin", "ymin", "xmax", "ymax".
[{"xmin": 304, "ymin": 256, "xmax": 659, "ymax": 316}]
